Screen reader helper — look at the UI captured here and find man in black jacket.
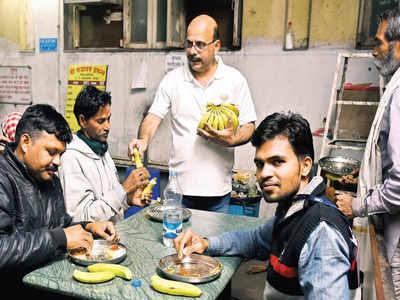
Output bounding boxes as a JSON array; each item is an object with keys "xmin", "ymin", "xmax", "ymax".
[{"xmin": 0, "ymin": 104, "xmax": 119, "ymax": 295}]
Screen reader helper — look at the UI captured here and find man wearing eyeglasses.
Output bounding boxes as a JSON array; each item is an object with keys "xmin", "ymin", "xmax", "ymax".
[{"xmin": 128, "ymin": 15, "xmax": 257, "ymax": 213}]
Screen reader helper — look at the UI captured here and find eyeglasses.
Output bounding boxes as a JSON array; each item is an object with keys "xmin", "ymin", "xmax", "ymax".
[{"xmin": 184, "ymin": 39, "xmax": 216, "ymax": 51}]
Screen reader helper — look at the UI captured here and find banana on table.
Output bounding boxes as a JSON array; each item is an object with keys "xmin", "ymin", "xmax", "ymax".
[
  {"xmin": 151, "ymin": 274, "xmax": 202, "ymax": 297},
  {"xmin": 73, "ymin": 263, "xmax": 132, "ymax": 283},
  {"xmin": 198, "ymin": 103, "xmax": 239, "ymax": 133}
]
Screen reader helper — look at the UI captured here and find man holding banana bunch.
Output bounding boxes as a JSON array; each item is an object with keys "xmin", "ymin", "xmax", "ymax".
[
  {"xmin": 59, "ymin": 85, "xmax": 151, "ymax": 223},
  {"xmin": 128, "ymin": 15, "xmax": 257, "ymax": 212}
]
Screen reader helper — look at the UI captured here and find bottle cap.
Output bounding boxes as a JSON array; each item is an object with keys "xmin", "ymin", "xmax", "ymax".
[{"xmin": 131, "ymin": 279, "xmax": 142, "ymax": 287}]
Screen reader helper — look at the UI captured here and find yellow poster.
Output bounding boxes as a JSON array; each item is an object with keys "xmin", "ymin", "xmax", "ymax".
[{"xmin": 65, "ymin": 65, "xmax": 108, "ymax": 133}]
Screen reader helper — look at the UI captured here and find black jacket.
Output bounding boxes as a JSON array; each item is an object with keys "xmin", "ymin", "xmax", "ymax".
[{"xmin": 0, "ymin": 145, "xmax": 83, "ymax": 286}]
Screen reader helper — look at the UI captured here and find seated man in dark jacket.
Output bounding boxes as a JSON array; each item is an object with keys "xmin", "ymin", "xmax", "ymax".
[{"xmin": 0, "ymin": 104, "xmax": 119, "ymax": 295}]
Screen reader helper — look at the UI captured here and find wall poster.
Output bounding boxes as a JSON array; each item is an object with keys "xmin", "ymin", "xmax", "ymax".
[
  {"xmin": 0, "ymin": 66, "xmax": 32, "ymax": 104},
  {"xmin": 65, "ymin": 64, "xmax": 108, "ymax": 132}
]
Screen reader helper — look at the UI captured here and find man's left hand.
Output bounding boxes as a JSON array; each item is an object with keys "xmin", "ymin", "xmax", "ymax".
[
  {"xmin": 197, "ymin": 117, "xmax": 236, "ymax": 147},
  {"xmin": 127, "ymin": 187, "xmax": 152, "ymax": 207},
  {"xmin": 336, "ymin": 193, "xmax": 355, "ymax": 219},
  {"xmin": 86, "ymin": 221, "xmax": 120, "ymax": 243}
]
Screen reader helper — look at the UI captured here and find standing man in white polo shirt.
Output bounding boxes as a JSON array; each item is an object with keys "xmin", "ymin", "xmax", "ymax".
[{"xmin": 128, "ymin": 14, "xmax": 257, "ymax": 213}]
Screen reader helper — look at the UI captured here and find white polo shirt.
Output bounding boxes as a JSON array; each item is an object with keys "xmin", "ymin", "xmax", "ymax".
[{"xmin": 149, "ymin": 57, "xmax": 257, "ymax": 196}]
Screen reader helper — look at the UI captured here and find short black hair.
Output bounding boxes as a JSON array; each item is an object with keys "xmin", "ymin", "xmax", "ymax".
[
  {"xmin": 380, "ymin": 8, "xmax": 400, "ymax": 42},
  {"xmin": 251, "ymin": 112, "xmax": 314, "ymax": 161},
  {"xmin": 74, "ymin": 85, "xmax": 111, "ymax": 127},
  {"xmin": 14, "ymin": 104, "xmax": 72, "ymax": 144}
]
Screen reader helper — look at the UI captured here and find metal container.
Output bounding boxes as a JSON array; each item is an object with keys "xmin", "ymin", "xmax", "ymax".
[
  {"xmin": 146, "ymin": 205, "xmax": 192, "ymax": 222},
  {"xmin": 318, "ymin": 155, "xmax": 360, "ymax": 176},
  {"xmin": 157, "ymin": 253, "xmax": 222, "ymax": 283}
]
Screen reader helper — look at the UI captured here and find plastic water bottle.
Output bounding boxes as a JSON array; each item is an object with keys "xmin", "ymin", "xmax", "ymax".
[{"xmin": 162, "ymin": 171, "xmax": 183, "ymax": 248}]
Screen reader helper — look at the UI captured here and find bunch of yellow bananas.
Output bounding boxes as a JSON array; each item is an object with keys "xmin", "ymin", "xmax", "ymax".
[{"xmin": 198, "ymin": 103, "xmax": 239, "ymax": 133}]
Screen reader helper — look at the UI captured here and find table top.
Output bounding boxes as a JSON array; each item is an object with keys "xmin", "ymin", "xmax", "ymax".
[{"xmin": 23, "ymin": 208, "xmax": 266, "ymax": 299}]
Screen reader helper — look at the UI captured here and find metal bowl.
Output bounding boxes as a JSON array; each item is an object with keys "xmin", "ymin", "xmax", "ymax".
[
  {"xmin": 146, "ymin": 205, "xmax": 192, "ymax": 222},
  {"xmin": 157, "ymin": 253, "xmax": 222, "ymax": 283},
  {"xmin": 318, "ymin": 156, "xmax": 360, "ymax": 176}
]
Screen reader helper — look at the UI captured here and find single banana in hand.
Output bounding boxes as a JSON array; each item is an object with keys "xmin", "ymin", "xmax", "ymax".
[
  {"xmin": 205, "ymin": 113, "xmax": 215, "ymax": 132},
  {"xmin": 141, "ymin": 177, "xmax": 157, "ymax": 200},
  {"xmin": 216, "ymin": 111, "xmax": 225, "ymax": 131},
  {"xmin": 221, "ymin": 107, "xmax": 239, "ymax": 132},
  {"xmin": 73, "ymin": 269, "xmax": 115, "ymax": 283},
  {"xmin": 223, "ymin": 103, "xmax": 239, "ymax": 116},
  {"xmin": 198, "ymin": 111, "xmax": 211, "ymax": 130},
  {"xmin": 88, "ymin": 263, "xmax": 133, "ymax": 280},
  {"xmin": 132, "ymin": 148, "xmax": 143, "ymax": 168},
  {"xmin": 151, "ymin": 274, "xmax": 202, "ymax": 297},
  {"xmin": 220, "ymin": 110, "xmax": 229, "ymax": 129}
]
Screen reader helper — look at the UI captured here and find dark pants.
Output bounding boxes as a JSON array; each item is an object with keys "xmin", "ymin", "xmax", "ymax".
[{"xmin": 182, "ymin": 193, "xmax": 231, "ymax": 213}]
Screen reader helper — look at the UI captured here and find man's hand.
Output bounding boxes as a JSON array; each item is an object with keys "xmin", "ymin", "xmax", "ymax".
[
  {"xmin": 128, "ymin": 139, "xmax": 147, "ymax": 160},
  {"xmin": 127, "ymin": 187, "xmax": 152, "ymax": 207},
  {"xmin": 174, "ymin": 229, "xmax": 209, "ymax": 259},
  {"xmin": 86, "ymin": 221, "xmax": 120, "ymax": 243},
  {"xmin": 64, "ymin": 224, "xmax": 94, "ymax": 251},
  {"xmin": 336, "ymin": 193, "xmax": 356, "ymax": 218},
  {"xmin": 338, "ymin": 168, "xmax": 359, "ymax": 185},
  {"xmin": 197, "ymin": 117, "xmax": 236, "ymax": 147},
  {"xmin": 121, "ymin": 167, "xmax": 150, "ymax": 195}
]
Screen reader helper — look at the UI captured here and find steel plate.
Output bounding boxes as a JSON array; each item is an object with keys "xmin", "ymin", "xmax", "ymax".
[
  {"xmin": 146, "ymin": 205, "xmax": 192, "ymax": 222},
  {"xmin": 318, "ymin": 155, "xmax": 360, "ymax": 176},
  {"xmin": 68, "ymin": 240, "xmax": 127, "ymax": 266},
  {"xmin": 157, "ymin": 253, "xmax": 222, "ymax": 283}
]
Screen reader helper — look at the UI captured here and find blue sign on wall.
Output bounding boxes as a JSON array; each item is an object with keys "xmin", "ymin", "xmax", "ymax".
[{"xmin": 39, "ymin": 38, "xmax": 58, "ymax": 52}]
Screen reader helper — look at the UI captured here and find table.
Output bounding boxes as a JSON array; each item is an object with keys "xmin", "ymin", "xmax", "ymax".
[{"xmin": 23, "ymin": 208, "xmax": 266, "ymax": 299}]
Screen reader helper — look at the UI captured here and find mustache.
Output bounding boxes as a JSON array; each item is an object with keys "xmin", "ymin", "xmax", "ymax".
[
  {"xmin": 99, "ymin": 130, "xmax": 109, "ymax": 137},
  {"xmin": 45, "ymin": 165, "xmax": 58, "ymax": 172},
  {"xmin": 188, "ymin": 55, "xmax": 202, "ymax": 62}
]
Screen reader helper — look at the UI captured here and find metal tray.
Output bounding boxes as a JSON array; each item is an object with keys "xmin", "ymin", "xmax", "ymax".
[
  {"xmin": 146, "ymin": 205, "xmax": 192, "ymax": 222},
  {"xmin": 157, "ymin": 253, "xmax": 222, "ymax": 283},
  {"xmin": 318, "ymin": 155, "xmax": 360, "ymax": 176},
  {"xmin": 68, "ymin": 239, "xmax": 127, "ymax": 266}
]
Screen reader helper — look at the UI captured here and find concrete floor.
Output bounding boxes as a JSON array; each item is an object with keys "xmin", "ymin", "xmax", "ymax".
[{"xmin": 231, "ymin": 259, "xmax": 267, "ymax": 300}]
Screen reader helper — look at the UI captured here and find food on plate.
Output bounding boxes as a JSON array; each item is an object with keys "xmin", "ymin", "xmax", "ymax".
[
  {"xmin": 69, "ymin": 242, "xmax": 124, "ymax": 262},
  {"xmin": 105, "ymin": 244, "xmax": 124, "ymax": 260},
  {"xmin": 151, "ymin": 274, "xmax": 202, "ymax": 297},
  {"xmin": 88, "ymin": 263, "xmax": 133, "ymax": 280},
  {"xmin": 69, "ymin": 247, "xmax": 89, "ymax": 260},
  {"xmin": 198, "ymin": 103, "xmax": 239, "ymax": 133},
  {"xmin": 73, "ymin": 269, "xmax": 115, "ymax": 283}
]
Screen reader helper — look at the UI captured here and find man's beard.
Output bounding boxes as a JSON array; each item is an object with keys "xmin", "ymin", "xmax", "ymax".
[{"xmin": 375, "ymin": 43, "xmax": 400, "ymax": 77}]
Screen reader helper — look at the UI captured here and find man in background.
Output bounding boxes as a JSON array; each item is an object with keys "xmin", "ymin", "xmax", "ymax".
[
  {"xmin": 128, "ymin": 15, "xmax": 256, "ymax": 213},
  {"xmin": 336, "ymin": 8, "xmax": 400, "ymax": 299}
]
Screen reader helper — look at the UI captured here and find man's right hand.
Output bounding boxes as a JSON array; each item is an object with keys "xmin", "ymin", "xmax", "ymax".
[
  {"xmin": 128, "ymin": 139, "xmax": 147, "ymax": 160},
  {"xmin": 64, "ymin": 224, "xmax": 94, "ymax": 251},
  {"xmin": 174, "ymin": 229, "xmax": 209, "ymax": 259},
  {"xmin": 121, "ymin": 167, "xmax": 150, "ymax": 195}
]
